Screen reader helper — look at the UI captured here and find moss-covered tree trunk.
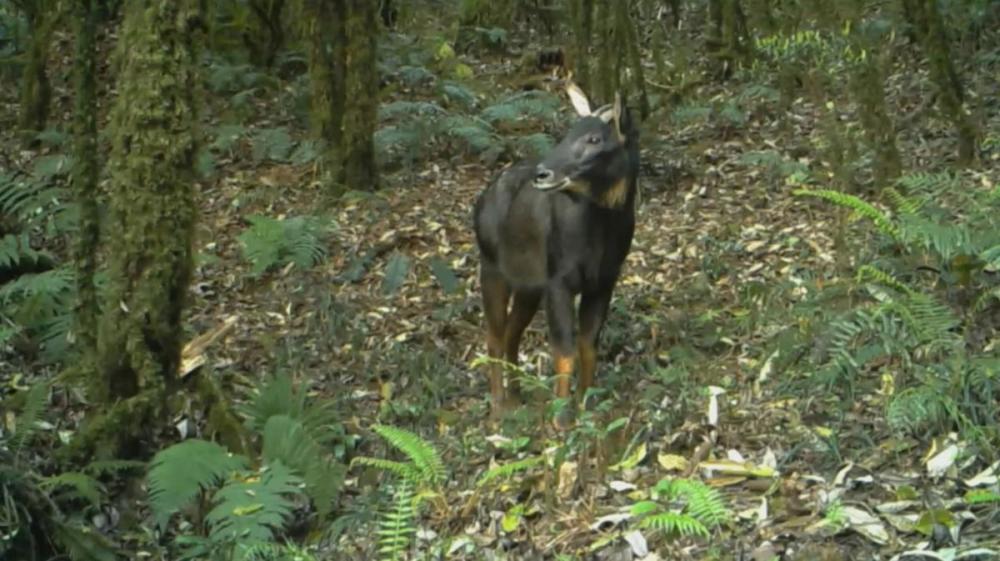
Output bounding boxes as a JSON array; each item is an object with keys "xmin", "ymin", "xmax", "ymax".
[
  {"xmin": 906, "ymin": 0, "xmax": 977, "ymax": 164},
  {"xmin": 341, "ymin": 0, "xmax": 378, "ymax": 190},
  {"xmin": 849, "ymin": 55, "xmax": 902, "ymax": 186},
  {"xmin": 302, "ymin": 0, "xmax": 347, "ymax": 193},
  {"xmin": 71, "ymin": 0, "xmax": 100, "ymax": 355},
  {"xmin": 708, "ymin": 0, "xmax": 750, "ymax": 77},
  {"xmin": 86, "ymin": 0, "xmax": 202, "ymax": 457},
  {"xmin": 17, "ymin": 0, "xmax": 55, "ymax": 141},
  {"xmin": 245, "ymin": 0, "xmax": 286, "ymax": 68},
  {"xmin": 569, "ymin": 0, "xmax": 594, "ymax": 92},
  {"xmin": 616, "ymin": 0, "xmax": 649, "ymax": 119}
]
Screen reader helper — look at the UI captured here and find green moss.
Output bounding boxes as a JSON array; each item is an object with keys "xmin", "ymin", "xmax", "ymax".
[{"xmin": 91, "ymin": 0, "xmax": 202, "ymax": 456}]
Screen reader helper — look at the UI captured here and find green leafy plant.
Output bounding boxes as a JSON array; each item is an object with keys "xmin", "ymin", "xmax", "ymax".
[
  {"xmin": 1, "ymin": 381, "xmax": 130, "ymax": 561},
  {"xmin": 238, "ymin": 214, "xmax": 334, "ymax": 277},
  {"xmin": 147, "ymin": 374, "xmax": 350, "ymax": 559},
  {"xmin": 350, "ymin": 425, "xmax": 445, "ymax": 561},
  {"xmin": 630, "ymin": 477, "xmax": 731, "ymax": 539}
]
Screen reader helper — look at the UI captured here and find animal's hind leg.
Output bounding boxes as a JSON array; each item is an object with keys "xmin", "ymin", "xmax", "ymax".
[
  {"xmin": 480, "ymin": 266, "xmax": 510, "ymax": 417},
  {"xmin": 503, "ymin": 289, "xmax": 542, "ymax": 403},
  {"xmin": 577, "ymin": 288, "xmax": 613, "ymax": 404}
]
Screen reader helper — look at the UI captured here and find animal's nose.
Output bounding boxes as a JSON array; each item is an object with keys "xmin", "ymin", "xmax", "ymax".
[{"xmin": 535, "ymin": 167, "xmax": 555, "ymax": 182}]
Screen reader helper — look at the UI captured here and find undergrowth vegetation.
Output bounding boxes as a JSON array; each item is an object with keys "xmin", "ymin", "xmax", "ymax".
[{"xmin": 2, "ymin": 0, "xmax": 1000, "ymax": 560}]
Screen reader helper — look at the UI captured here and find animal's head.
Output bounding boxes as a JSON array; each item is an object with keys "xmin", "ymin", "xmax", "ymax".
[{"xmin": 533, "ymin": 82, "xmax": 638, "ymax": 209}]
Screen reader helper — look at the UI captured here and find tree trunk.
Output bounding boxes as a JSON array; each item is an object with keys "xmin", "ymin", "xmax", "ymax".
[
  {"xmin": 302, "ymin": 0, "xmax": 347, "ymax": 193},
  {"xmin": 616, "ymin": 0, "xmax": 650, "ymax": 119},
  {"xmin": 71, "ymin": 0, "xmax": 100, "ymax": 357},
  {"xmin": 341, "ymin": 0, "xmax": 379, "ymax": 190},
  {"xmin": 88, "ymin": 0, "xmax": 202, "ymax": 457},
  {"xmin": 245, "ymin": 0, "xmax": 286, "ymax": 67},
  {"xmin": 849, "ymin": 49, "xmax": 902, "ymax": 186},
  {"xmin": 913, "ymin": 0, "xmax": 977, "ymax": 164},
  {"xmin": 569, "ymin": 0, "xmax": 594, "ymax": 92},
  {"xmin": 17, "ymin": 0, "xmax": 54, "ymax": 141}
]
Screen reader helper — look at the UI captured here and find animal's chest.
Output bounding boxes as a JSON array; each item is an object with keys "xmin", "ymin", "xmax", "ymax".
[{"xmin": 497, "ymin": 202, "xmax": 603, "ymax": 290}]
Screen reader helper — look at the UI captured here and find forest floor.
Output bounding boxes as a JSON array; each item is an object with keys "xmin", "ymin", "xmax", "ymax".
[
  {"xmin": 4, "ymin": 21, "xmax": 1000, "ymax": 561},
  {"xmin": 180, "ymin": 50, "xmax": 1000, "ymax": 560}
]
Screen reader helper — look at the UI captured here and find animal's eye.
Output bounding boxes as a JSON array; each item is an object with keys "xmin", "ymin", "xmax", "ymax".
[{"xmin": 586, "ymin": 135, "xmax": 602, "ymax": 145}]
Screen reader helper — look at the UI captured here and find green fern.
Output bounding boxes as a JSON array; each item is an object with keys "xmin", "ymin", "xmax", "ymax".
[
  {"xmin": 887, "ymin": 385, "xmax": 949, "ymax": 435},
  {"xmin": 10, "ymin": 381, "xmax": 48, "ymax": 457},
  {"xmin": 238, "ymin": 215, "xmax": 333, "ymax": 277},
  {"xmin": 655, "ymin": 478, "xmax": 731, "ymax": 529},
  {"xmin": 856, "ymin": 265, "xmax": 912, "ymax": 295},
  {"xmin": 477, "ymin": 455, "xmax": 544, "ymax": 487},
  {"xmin": 38, "ymin": 472, "xmax": 105, "ymax": 508},
  {"xmin": 882, "ymin": 187, "xmax": 923, "ymax": 216},
  {"xmin": 0, "ymin": 234, "xmax": 52, "ymax": 269},
  {"xmin": 351, "ymin": 425, "xmax": 445, "ymax": 560},
  {"xmin": 514, "ymin": 132, "xmax": 555, "ymax": 159},
  {"xmin": 251, "ymin": 127, "xmax": 295, "ymax": 163},
  {"xmin": 351, "ymin": 458, "xmax": 421, "ymax": 481},
  {"xmin": 147, "ymin": 438, "xmax": 250, "ymax": 530},
  {"xmin": 630, "ymin": 477, "xmax": 731, "ymax": 541},
  {"xmin": 205, "ymin": 461, "xmax": 303, "ymax": 544},
  {"xmin": 376, "ymin": 479, "xmax": 416, "ymax": 561},
  {"xmin": 637, "ymin": 510, "xmax": 709, "ymax": 538},
  {"xmin": 793, "ymin": 188, "xmax": 900, "ymax": 240},
  {"xmin": 369, "ymin": 425, "xmax": 445, "ymax": 486},
  {"xmin": 0, "ymin": 267, "xmax": 74, "ymax": 302},
  {"xmin": 261, "ymin": 414, "xmax": 345, "ymax": 520},
  {"xmin": 240, "ymin": 374, "xmax": 348, "ymax": 519},
  {"xmin": 480, "ymin": 90, "xmax": 562, "ymax": 128}
]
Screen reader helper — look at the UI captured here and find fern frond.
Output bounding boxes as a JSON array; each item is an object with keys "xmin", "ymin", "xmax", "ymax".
[
  {"xmin": 882, "ymin": 187, "xmax": 923, "ymax": 216},
  {"xmin": 376, "ymin": 479, "xmax": 416, "ymax": 561},
  {"xmin": 51, "ymin": 518, "xmax": 119, "ymax": 561},
  {"xmin": 39, "ymin": 471, "xmax": 105, "ymax": 507},
  {"xmin": 205, "ymin": 461, "xmax": 303, "ymax": 544},
  {"xmin": 856, "ymin": 265, "xmax": 912, "ymax": 295},
  {"xmin": 371, "ymin": 425, "xmax": 444, "ymax": 486},
  {"xmin": 261, "ymin": 414, "xmax": 345, "ymax": 519},
  {"xmin": 10, "ymin": 381, "xmax": 48, "ymax": 454},
  {"xmin": 0, "ymin": 268, "xmax": 74, "ymax": 303},
  {"xmin": 477, "ymin": 455, "xmax": 544, "ymax": 487},
  {"xmin": 639, "ymin": 512, "xmax": 709, "ymax": 537},
  {"xmin": 793, "ymin": 189, "xmax": 900, "ymax": 240},
  {"xmin": 887, "ymin": 385, "xmax": 948, "ymax": 435},
  {"xmin": 655, "ymin": 478, "xmax": 731, "ymax": 528},
  {"xmin": 238, "ymin": 215, "xmax": 333, "ymax": 276},
  {"xmin": 0, "ymin": 234, "xmax": 52, "ymax": 269},
  {"xmin": 351, "ymin": 457, "xmax": 420, "ymax": 481},
  {"xmin": 147, "ymin": 438, "xmax": 250, "ymax": 530},
  {"xmin": 896, "ymin": 171, "xmax": 961, "ymax": 194}
]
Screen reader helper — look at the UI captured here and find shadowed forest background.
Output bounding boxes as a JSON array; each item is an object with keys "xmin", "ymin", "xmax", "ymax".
[{"xmin": 2, "ymin": 0, "xmax": 1000, "ymax": 559}]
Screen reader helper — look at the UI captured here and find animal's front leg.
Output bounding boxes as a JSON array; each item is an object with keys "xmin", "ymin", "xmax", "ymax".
[{"xmin": 546, "ymin": 286, "xmax": 577, "ymax": 428}]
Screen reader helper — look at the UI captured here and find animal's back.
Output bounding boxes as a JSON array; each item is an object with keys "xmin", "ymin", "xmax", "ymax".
[{"xmin": 473, "ymin": 161, "xmax": 551, "ymax": 289}]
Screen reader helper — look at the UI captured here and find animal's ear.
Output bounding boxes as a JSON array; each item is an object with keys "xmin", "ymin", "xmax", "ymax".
[
  {"xmin": 565, "ymin": 81, "xmax": 592, "ymax": 116},
  {"xmin": 612, "ymin": 92, "xmax": 625, "ymax": 141}
]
